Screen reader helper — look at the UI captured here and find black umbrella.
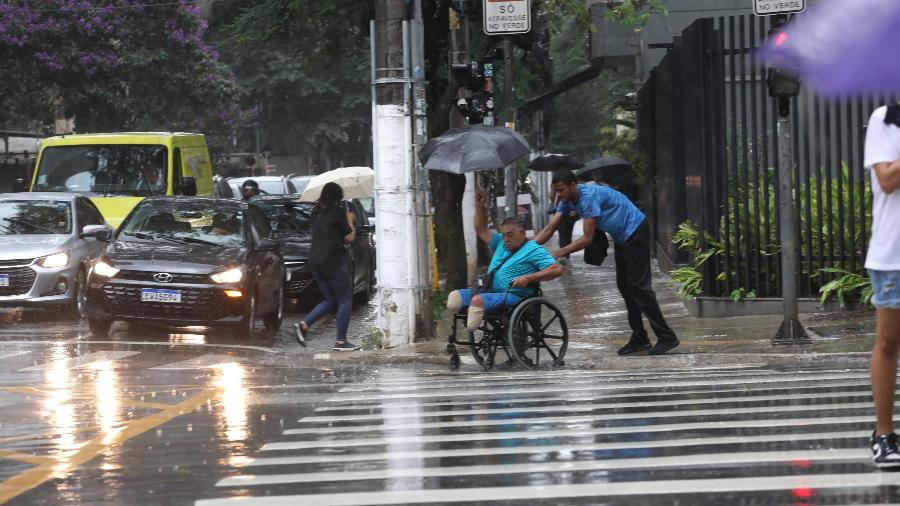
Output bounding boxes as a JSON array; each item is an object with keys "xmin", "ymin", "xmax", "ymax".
[
  {"xmin": 575, "ymin": 156, "xmax": 631, "ymax": 181},
  {"xmin": 528, "ymin": 153, "xmax": 582, "ymax": 172},
  {"xmin": 419, "ymin": 125, "xmax": 530, "ymax": 174}
]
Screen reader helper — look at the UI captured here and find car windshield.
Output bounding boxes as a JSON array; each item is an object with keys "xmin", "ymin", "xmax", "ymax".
[
  {"xmin": 357, "ymin": 196, "xmax": 375, "ymax": 217},
  {"xmin": 255, "ymin": 200, "xmax": 313, "ymax": 235},
  {"xmin": 120, "ymin": 202, "xmax": 245, "ymax": 247},
  {"xmin": 291, "ymin": 177, "xmax": 312, "ymax": 194},
  {"xmin": 33, "ymin": 144, "xmax": 168, "ymax": 197},
  {"xmin": 0, "ymin": 200, "xmax": 72, "ymax": 235},
  {"xmin": 256, "ymin": 180, "xmax": 287, "ymax": 195}
]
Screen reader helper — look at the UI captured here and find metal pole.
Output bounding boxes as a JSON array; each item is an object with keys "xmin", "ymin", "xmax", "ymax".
[
  {"xmin": 503, "ymin": 36, "xmax": 516, "ymax": 219},
  {"xmin": 773, "ymin": 98, "xmax": 810, "ymax": 345}
]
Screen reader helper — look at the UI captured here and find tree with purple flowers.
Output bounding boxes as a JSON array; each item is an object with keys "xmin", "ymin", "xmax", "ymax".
[{"xmin": 0, "ymin": 1, "xmax": 242, "ymax": 149}]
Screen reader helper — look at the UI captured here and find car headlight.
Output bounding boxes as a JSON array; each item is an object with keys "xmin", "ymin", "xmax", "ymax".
[
  {"xmin": 93, "ymin": 260, "xmax": 120, "ymax": 278},
  {"xmin": 210, "ymin": 267, "xmax": 243, "ymax": 284},
  {"xmin": 37, "ymin": 251, "xmax": 69, "ymax": 268}
]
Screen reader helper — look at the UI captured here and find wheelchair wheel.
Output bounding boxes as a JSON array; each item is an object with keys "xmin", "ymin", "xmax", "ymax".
[
  {"xmin": 507, "ymin": 297, "xmax": 568, "ymax": 369},
  {"xmin": 468, "ymin": 318, "xmax": 510, "ymax": 372}
]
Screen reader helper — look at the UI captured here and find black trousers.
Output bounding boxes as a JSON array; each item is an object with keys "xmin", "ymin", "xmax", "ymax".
[{"xmin": 613, "ymin": 220, "xmax": 677, "ymax": 342}]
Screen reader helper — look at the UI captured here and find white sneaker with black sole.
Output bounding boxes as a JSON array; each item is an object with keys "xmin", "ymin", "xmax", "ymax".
[{"xmin": 871, "ymin": 431, "xmax": 900, "ymax": 468}]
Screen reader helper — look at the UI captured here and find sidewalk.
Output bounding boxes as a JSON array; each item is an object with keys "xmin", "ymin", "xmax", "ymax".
[{"xmin": 310, "ymin": 250, "xmax": 877, "ymax": 370}]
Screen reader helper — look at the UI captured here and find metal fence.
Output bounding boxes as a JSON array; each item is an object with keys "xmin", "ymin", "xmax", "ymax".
[{"xmin": 637, "ymin": 15, "xmax": 887, "ymax": 298}]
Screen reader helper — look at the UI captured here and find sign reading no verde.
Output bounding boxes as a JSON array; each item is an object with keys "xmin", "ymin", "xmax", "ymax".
[
  {"xmin": 484, "ymin": 0, "xmax": 531, "ymax": 35},
  {"xmin": 753, "ymin": 0, "xmax": 806, "ymax": 16}
]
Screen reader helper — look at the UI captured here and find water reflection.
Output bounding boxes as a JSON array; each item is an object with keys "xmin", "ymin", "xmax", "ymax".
[
  {"xmin": 43, "ymin": 344, "xmax": 76, "ymax": 456},
  {"xmin": 88, "ymin": 361, "xmax": 120, "ymax": 444},
  {"xmin": 216, "ymin": 362, "xmax": 247, "ymax": 442},
  {"xmin": 383, "ymin": 370, "xmax": 424, "ymax": 490},
  {"xmin": 170, "ymin": 333, "xmax": 206, "ymax": 345}
]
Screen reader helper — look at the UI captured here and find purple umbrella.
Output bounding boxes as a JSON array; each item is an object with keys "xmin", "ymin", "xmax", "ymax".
[{"xmin": 760, "ymin": 0, "xmax": 900, "ymax": 96}]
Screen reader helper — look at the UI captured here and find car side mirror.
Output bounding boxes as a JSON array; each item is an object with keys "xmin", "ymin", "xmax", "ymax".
[
  {"xmin": 180, "ymin": 177, "xmax": 197, "ymax": 196},
  {"xmin": 79, "ymin": 224, "xmax": 110, "ymax": 239},
  {"xmin": 93, "ymin": 229, "xmax": 113, "ymax": 242},
  {"xmin": 256, "ymin": 238, "xmax": 278, "ymax": 251},
  {"xmin": 12, "ymin": 178, "xmax": 28, "ymax": 192}
]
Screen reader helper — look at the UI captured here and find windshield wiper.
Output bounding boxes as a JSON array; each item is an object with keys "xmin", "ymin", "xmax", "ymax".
[
  {"xmin": 169, "ymin": 236, "xmax": 228, "ymax": 248},
  {"xmin": 123, "ymin": 231, "xmax": 156, "ymax": 240},
  {"xmin": 0, "ymin": 223, "xmax": 19, "ymax": 235},
  {"xmin": 2, "ymin": 217, "xmax": 58, "ymax": 235}
]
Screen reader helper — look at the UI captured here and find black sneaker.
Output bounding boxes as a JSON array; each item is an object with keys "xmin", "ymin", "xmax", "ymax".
[
  {"xmin": 293, "ymin": 323, "xmax": 307, "ymax": 347},
  {"xmin": 648, "ymin": 338, "xmax": 680, "ymax": 355},
  {"xmin": 333, "ymin": 341, "xmax": 359, "ymax": 351},
  {"xmin": 617, "ymin": 332, "xmax": 652, "ymax": 355},
  {"xmin": 871, "ymin": 432, "xmax": 900, "ymax": 469}
]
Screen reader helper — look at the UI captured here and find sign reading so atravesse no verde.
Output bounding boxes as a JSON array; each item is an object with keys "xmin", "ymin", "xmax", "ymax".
[
  {"xmin": 483, "ymin": 0, "xmax": 531, "ymax": 35},
  {"xmin": 753, "ymin": 0, "xmax": 806, "ymax": 16}
]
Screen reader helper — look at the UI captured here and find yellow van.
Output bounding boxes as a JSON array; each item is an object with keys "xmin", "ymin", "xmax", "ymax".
[{"xmin": 29, "ymin": 132, "xmax": 214, "ymax": 228}]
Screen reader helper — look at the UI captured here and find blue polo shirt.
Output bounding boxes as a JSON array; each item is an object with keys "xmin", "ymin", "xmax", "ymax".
[
  {"xmin": 488, "ymin": 232, "xmax": 557, "ymax": 297},
  {"xmin": 557, "ymin": 184, "xmax": 645, "ymax": 244}
]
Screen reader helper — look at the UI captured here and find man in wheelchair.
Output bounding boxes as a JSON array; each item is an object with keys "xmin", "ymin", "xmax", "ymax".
[{"xmin": 447, "ymin": 191, "xmax": 562, "ymax": 332}]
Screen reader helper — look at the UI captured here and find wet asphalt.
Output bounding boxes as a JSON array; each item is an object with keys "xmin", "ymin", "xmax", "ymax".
[{"xmin": 0, "ymin": 253, "xmax": 893, "ymax": 505}]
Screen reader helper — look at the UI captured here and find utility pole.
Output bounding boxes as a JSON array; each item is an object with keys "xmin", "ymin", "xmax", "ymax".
[
  {"xmin": 372, "ymin": 0, "xmax": 432, "ymax": 347},
  {"xmin": 503, "ymin": 36, "xmax": 517, "ymax": 219},
  {"xmin": 767, "ymin": 13, "xmax": 810, "ymax": 345}
]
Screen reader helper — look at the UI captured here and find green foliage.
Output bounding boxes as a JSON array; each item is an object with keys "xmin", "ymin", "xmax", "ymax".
[
  {"xmin": 817, "ymin": 268, "xmax": 873, "ymax": 307},
  {"xmin": 604, "ymin": 0, "xmax": 668, "ymax": 27},
  {"xmin": 730, "ymin": 288, "xmax": 756, "ymax": 302},
  {"xmin": 432, "ymin": 288, "xmax": 449, "ymax": 327},
  {"xmin": 362, "ymin": 327, "xmax": 384, "ymax": 351},
  {"xmin": 670, "ymin": 267, "xmax": 702, "ymax": 297}
]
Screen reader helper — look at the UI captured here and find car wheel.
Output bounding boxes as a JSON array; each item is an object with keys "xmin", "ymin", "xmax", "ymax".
[
  {"xmin": 264, "ymin": 286, "xmax": 284, "ymax": 332},
  {"xmin": 71, "ymin": 269, "xmax": 87, "ymax": 319},
  {"xmin": 234, "ymin": 291, "xmax": 257, "ymax": 339},
  {"xmin": 88, "ymin": 317, "xmax": 112, "ymax": 337}
]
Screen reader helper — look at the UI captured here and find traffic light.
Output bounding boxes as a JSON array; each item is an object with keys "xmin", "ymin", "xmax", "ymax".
[
  {"xmin": 451, "ymin": 60, "xmax": 497, "ymax": 125},
  {"xmin": 766, "ymin": 24, "xmax": 800, "ymax": 99}
]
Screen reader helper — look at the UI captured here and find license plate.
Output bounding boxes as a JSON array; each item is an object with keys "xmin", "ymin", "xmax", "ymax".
[
  {"xmin": 0, "ymin": 275, "xmax": 7, "ymax": 287},
  {"xmin": 141, "ymin": 288, "xmax": 181, "ymax": 303}
]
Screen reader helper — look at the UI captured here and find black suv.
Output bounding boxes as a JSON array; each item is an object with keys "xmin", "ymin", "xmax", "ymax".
[
  {"xmin": 83, "ymin": 196, "xmax": 285, "ymax": 338},
  {"xmin": 251, "ymin": 195, "xmax": 375, "ymax": 302}
]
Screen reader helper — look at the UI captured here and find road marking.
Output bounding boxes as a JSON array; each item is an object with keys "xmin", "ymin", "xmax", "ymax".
[
  {"xmin": 313, "ymin": 381, "xmax": 872, "ymax": 412},
  {"xmin": 263, "ymin": 413, "xmax": 882, "ymax": 451},
  {"xmin": 326, "ymin": 373, "xmax": 872, "ymax": 402},
  {"xmin": 0, "ymin": 389, "xmax": 217, "ymax": 504},
  {"xmin": 0, "ymin": 352, "xmax": 29, "ymax": 361},
  {"xmin": 243, "ymin": 429, "xmax": 872, "ymax": 467},
  {"xmin": 151, "ymin": 354, "xmax": 247, "ymax": 370},
  {"xmin": 18, "ymin": 351, "xmax": 140, "ymax": 372},
  {"xmin": 71, "ymin": 340, "xmax": 277, "ymax": 353},
  {"xmin": 0, "ymin": 450, "xmax": 54, "ymax": 466},
  {"xmin": 197, "ymin": 473, "xmax": 900, "ymax": 505},
  {"xmin": 299, "ymin": 389, "xmax": 874, "ymax": 423},
  {"xmin": 219, "ymin": 448, "xmax": 866, "ymax": 487}
]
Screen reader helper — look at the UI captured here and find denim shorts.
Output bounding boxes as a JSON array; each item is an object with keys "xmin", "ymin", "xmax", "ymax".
[
  {"xmin": 455, "ymin": 289, "xmax": 522, "ymax": 312},
  {"xmin": 869, "ymin": 270, "xmax": 900, "ymax": 309}
]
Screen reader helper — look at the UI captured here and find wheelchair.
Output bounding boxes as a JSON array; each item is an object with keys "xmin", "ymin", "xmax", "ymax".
[{"xmin": 446, "ymin": 286, "xmax": 569, "ymax": 372}]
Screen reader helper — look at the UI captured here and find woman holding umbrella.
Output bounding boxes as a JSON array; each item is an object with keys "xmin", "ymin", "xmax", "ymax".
[{"xmin": 294, "ymin": 182, "xmax": 359, "ymax": 351}]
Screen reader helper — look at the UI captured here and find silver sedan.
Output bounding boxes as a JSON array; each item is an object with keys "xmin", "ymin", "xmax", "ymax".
[{"xmin": 0, "ymin": 193, "xmax": 111, "ymax": 314}]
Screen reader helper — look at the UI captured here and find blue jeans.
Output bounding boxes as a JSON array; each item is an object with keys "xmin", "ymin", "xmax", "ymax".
[
  {"xmin": 455, "ymin": 288, "xmax": 522, "ymax": 312},
  {"xmin": 304, "ymin": 263, "xmax": 353, "ymax": 342},
  {"xmin": 869, "ymin": 270, "xmax": 900, "ymax": 309}
]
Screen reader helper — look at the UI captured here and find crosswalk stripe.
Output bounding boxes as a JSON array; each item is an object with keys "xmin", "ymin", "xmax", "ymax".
[
  {"xmin": 243, "ymin": 429, "xmax": 871, "ymax": 467},
  {"xmin": 19, "ymin": 351, "xmax": 140, "ymax": 372},
  {"xmin": 218, "ymin": 448, "xmax": 866, "ymax": 487},
  {"xmin": 313, "ymin": 381, "xmax": 873, "ymax": 412},
  {"xmin": 198, "ymin": 472, "xmax": 900, "ymax": 505},
  {"xmin": 263, "ymin": 413, "xmax": 879, "ymax": 451},
  {"xmin": 336, "ymin": 366, "xmax": 774, "ymax": 391},
  {"xmin": 326, "ymin": 373, "xmax": 872, "ymax": 402},
  {"xmin": 284, "ymin": 401, "xmax": 874, "ymax": 435},
  {"xmin": 299, "ymin": 389, "xmax": 875, "ymax": 424},
  {"xmin": 150, "ymin": 354, "xmax": 246, "ymax": 370}
]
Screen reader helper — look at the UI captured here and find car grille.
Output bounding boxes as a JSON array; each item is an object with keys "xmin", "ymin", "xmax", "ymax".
[
  {"xmin": 0, "ymin": 262, "xmax": 36, "ymax": 296},
  {"xmin": 100, "ymin": 285, "xmax": 242, "ymax": 320},
  {"xmin": 116, "ymin": 270, "xmax": 211, "ymax": 284},
  {"xmin": 285, "ymin": 278, "xmax": 315, "ymax": 295}
]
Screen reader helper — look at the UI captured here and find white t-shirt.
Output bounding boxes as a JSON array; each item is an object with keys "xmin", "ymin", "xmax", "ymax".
[{"xmin": 863, "ymin": 106, "xmax": 900, "ymax": 271}]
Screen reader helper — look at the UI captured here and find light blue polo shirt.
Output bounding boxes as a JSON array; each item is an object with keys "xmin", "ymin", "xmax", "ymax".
[
  {"xmin": 488, "ymin": 232, "xmax": 557, "ymax": 297},
  {"xmin": 557, "ymin": 184, "xmax": 645, "ymax": 244}
]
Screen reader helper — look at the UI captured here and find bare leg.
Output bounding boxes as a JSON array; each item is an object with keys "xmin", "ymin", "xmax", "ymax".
[{"xmin": 872, "ymin": 307, "xmax": 900, "ymax": 436}]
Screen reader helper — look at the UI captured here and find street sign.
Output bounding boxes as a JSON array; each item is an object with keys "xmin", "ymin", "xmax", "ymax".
[
  {"xmin": 753, "ymin": 0, "xmax": 806, "ymax": 16},
  {"xmin": 483, "ymin": 0, "xmax": 531, "ymax": 35}
]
